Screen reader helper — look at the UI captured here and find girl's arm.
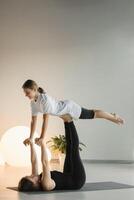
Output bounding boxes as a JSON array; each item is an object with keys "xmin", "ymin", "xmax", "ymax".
[
  {"xmin": 40, "ymin": 114, "xmax": 49, "ymax": 139},
  {"xmin": 23, "ymin": 116, "xmax": 38, "ymax": 146},
  {"xmin": 30, "ymin": 116, "xmax": 38, "ymax": 139},
  {"xmin": 93, "ymin": 109, "xmax": 125, "ymax": 125},
  {"xmin": 29, "ymin": 142, "xmax": 38, "ymax": 176},
  {"xmin": 40, "ymin": 142, "xmax": 56, "ymax": 191},
  {"xmin": 35, "ymin": 114, "xmax": 49, "ymax": 145}
]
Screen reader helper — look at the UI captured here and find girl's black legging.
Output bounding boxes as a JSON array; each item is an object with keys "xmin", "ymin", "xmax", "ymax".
[{"xmin": 48, "ymin": 121, "xmax": 86, "ymax": 190}]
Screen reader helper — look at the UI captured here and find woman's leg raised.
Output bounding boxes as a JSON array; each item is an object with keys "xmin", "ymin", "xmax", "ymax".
[
  {"xmin": 49, "ymin": 121, "xmax": 74, "ymax": 190},
  {"xmin": 63, "ymin": 121, "xmax": 73, "ymax": 173},
  {"xmin": 66, "ymin": 121, "xmax": 86, "ymax": 189}
]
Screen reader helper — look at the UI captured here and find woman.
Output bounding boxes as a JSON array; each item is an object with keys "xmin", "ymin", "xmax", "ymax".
[{"xmin": 18, "ymin": 121, "xmax": 87, "ymax": 191}]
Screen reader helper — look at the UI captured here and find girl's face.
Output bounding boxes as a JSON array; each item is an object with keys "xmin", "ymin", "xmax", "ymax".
[{"xmin": 23, "ymin": 88, "xmax": 36, "ymax": 100}]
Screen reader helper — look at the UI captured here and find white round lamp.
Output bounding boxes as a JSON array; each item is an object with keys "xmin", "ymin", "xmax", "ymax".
[
  {"xmin": 0, "ymin": 152, "xmax": 5, "ymax": 166},
  {"xmin": 0, "ymin": 126, "xmax": 51, "ymax": 167}
]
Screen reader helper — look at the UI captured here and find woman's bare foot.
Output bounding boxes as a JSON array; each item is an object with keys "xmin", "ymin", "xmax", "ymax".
[{"xmin": 110, "ymin": 113, "xmax": 125, "ymax": 125}]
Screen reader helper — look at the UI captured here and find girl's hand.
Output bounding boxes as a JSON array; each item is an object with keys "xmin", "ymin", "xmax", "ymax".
[
  {"xmin": 23, "ymin": 137, "xmax": 33, "ymax": 146},
  {"xmin": 35, "ymin": 137, "xmax": 45, "ymax": 146}
]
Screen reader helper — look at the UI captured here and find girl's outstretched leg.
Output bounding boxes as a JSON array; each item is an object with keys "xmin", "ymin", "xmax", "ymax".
[
  {"xmin": 94, "ymin": 110, "xmax": 125, "ymax": 125},
  {"xmin": 79, "ymin": 107, "xmax": 125, "ymax": 125}
]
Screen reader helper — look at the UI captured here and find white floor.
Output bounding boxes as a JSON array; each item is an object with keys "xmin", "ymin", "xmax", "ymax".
[{"xmin": 1, "ymin": 162, "xmax": 134, "ymax": 200}]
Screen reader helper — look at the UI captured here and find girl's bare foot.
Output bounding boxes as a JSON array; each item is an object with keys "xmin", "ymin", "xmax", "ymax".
[{"xmin": 110, "ymin": 113, "xmax": 125, "ymax": 125}]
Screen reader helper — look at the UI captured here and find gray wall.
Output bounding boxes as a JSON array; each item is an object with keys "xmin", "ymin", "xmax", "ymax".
[{"xmin": 0, "ymin": 0, "xmax": 134, "ymax": 160}]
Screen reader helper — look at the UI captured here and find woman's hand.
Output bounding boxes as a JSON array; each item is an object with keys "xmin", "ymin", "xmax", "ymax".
[
  {"xmin": 35, "ymin": 137, "xmax": 45, "ymax": 146},
  {"xmin": 23, "ymin": 137, "xmax": 33, "ymax": 146}
]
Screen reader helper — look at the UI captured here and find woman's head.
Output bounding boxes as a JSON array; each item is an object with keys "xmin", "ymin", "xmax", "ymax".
[
  {"xmin": 22, "ymin": 79, "xmax": 45, "ymax": 100},
  {"xmin": 18, "ymin": 175, "xmax": 41, "ymax": 192}
]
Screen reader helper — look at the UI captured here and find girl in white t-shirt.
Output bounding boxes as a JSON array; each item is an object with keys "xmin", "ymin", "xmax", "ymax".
[
  {"xmin": 20, "ymin": 79, "xmax": 125, "ymax": 191},
  {"xmin": 22, "ymin": 79, "xmax": 124, "ymax": 145}
]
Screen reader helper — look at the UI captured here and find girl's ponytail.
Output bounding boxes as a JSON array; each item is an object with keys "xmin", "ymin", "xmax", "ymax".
[{"xmin": 37, "ymin": 87, "xmax": 46, "ymax": 94}]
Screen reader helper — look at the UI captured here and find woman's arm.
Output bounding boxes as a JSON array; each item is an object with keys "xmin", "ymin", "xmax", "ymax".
[
  {"xmin": 29, "ymin": 142, "xmax": 38, "ymax": 176},
  {"xmin": 40, "ymin": 142, "xmax": 56, "ymax": 191}
]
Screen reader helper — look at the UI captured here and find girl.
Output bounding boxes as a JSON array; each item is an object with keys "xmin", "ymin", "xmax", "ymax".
[{"xmin": 22, "ymin": 79, "xmax": 124, "ymax": 146}]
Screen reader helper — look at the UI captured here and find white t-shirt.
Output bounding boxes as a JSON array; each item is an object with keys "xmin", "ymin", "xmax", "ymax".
[{"xmin": 30, "ymin": 92, "xmax": 82, "ymax": 120}]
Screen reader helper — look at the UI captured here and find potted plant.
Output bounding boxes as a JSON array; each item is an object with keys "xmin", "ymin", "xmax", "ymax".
[{"xmin": 46, "ymin": 134, "xmax": 86, "ymax": 167}]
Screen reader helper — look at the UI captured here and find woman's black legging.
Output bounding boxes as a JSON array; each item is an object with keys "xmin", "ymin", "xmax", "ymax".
[
  {"xmin": 49, "ymin": 121, "xmax": 86, "ymax": 190},
  {"xmin": 40, "ymin": 107, "xmax": 95, "ymax": 190}
]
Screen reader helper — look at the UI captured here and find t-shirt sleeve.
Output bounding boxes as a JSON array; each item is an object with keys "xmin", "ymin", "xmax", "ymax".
[
  {"xmin": 30, "ymin": 101, "xmax": 38, "ymax": 116},
  {"xmin": 40, "ymin": 93, "xmax": 50, "ymax": 114}
]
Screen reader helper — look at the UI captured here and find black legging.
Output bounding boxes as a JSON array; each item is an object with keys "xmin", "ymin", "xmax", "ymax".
[{"xmin": 40, "ymin": 121, "xmax": 86, "ymax": 190}]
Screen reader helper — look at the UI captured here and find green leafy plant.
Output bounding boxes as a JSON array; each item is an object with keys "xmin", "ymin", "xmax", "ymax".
[{"xmin": 46, "ymin": 134, "xmax": 87, "ymax": 154}]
